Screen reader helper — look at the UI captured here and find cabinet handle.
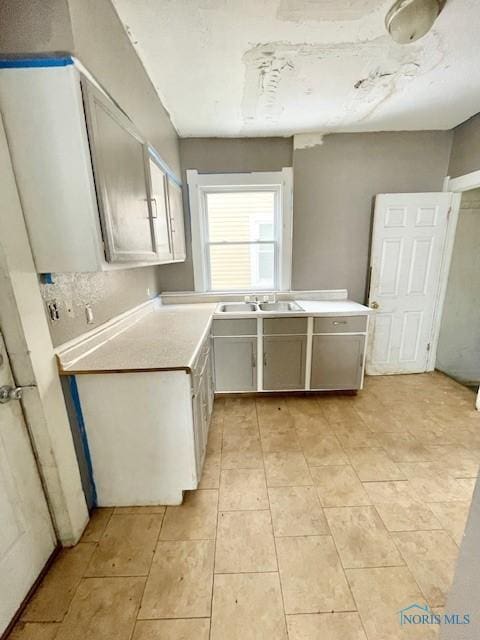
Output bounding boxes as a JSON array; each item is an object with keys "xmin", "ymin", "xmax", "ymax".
[
  {"xmin": 251, "ymin": 351, "xmax": 256, "ymax": 368},
  {"xmin": 332, "ymin": 320, "xmax": 347, "ymax": 325},
  {"xmin": 147, "ymin": 198, "xmax": 158, "ymax": 220},
  {"xmin": 263, "ymin": 352, "xmax": 267, "ymax": 367}
]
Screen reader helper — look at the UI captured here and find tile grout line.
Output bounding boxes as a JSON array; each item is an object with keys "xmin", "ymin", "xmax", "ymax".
[
  {"xmin": 256, "ymin": 398, "xmax": 289, "ymax": 638},
  {"xmin": 209, "ymin": 404, "xmax": 225, "ymax": 640},
  {"xmin": 128, "ymin": 504, "xmax": 167, "ymax": 640},
  {"xmin": 53, "ymin": 509, "xmax": 114, "ymax": 631}
]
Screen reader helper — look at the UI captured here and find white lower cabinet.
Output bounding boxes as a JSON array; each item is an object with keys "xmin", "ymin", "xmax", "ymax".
[
  {"xmin": 213, "ymin": 336, "xmax": 257, "ymax": 392},
  {"xmin": 76, "ymin": 335, "xmax": 213, "ymax": 506},
  {"xmin": 192, "ymin": 343, "xmax": 214, "ymax": 477},
  {"xmin": 212, "ymin": 314, "xmax": 368, "ymax": 393},
  {"xmin": 310, "ymin": 334, "xmax": 365, "ymax": 390},
  {"xmin": 263, "ymin": 335, "xmax": 307, "ymax": 390}
]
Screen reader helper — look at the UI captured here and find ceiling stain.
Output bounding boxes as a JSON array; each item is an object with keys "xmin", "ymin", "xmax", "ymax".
[
  {"xmin": 241, "ymin": 35, "xmax": 443, "ymax": 133},
  {"xmin": 277, "ymin": 0, "xmax": 387, "ymax": 22}
]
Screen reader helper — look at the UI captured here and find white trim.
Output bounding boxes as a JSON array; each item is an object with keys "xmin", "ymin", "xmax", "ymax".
[
  {"xmin": 280, "ymin": 167, "xmax": 294, "ymax": 291},
  {"xmin": 429, "ymin": 167, "xmax": 480, "ymax": 374},
  {"xmin": 445, "ymin": 169, "xmax": 480, "ymax": 193},
  {"xmin": 187, "ymin": 170, "xmax": 205, "ymax": 291},
  {"xmin": 187, "ymin": 169, "xmax": 294, "ymax": 293},
  {"xmin": 257, "ymin": 317, "xmax": 263, "ymax": 391},
  {"xmin": 427, "ymin": 193, "xmax": 460, "ymax": 370},
  {"xmin": 0, "ymin": 114, "xmax": 88, "ymax": 544},
  {"xmin": 305, "ymin": 317, "xmax": 313, "ymax": 390}
]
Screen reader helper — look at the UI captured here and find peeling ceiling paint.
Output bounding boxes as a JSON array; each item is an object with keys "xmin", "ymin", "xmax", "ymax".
[
  {"xmin": 112, "ymin": 0, "xmax": 480, "ymax": 137},
  {"xmin": 294, "ymin": 132, "xmax": 324, "ymax": 148},
  {"xmin": 277, "ymin": 0, "xmax": 386, "ymax": 23}
]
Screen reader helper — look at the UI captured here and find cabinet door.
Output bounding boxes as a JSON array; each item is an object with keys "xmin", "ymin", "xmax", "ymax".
[
  {"xmin": 192, "ymin": 389, "xmax": 204, "ymax": 479},
  {"xmin": 167, "ymin": 177, "xmax": 186, "ymax": 261},
  {"xmin": 206, "ymin": 347, "xmax": 215, "ymax": 417},
  {"xmin": 263, "ymin": 335, "xmax": 307, "ymax": 391},
  {"xmin": 83, "ymin": 80, "xmax": 157, "ymax": 263},
  {"xmin": 213, "ymin": 337, "xmax": 257, "ymax": 392},
  {"xmin": 311, "ymin": 335, "xmax": 365, "ymax": 390},
  {"xmin": 148, "ymin": 157, "xmax": 173, "ymax": 262}
]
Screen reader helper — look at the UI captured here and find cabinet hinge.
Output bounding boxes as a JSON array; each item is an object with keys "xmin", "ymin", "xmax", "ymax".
[{"xmin": 426, "ymin": 343, "xmax": 431, "ymax": 352}]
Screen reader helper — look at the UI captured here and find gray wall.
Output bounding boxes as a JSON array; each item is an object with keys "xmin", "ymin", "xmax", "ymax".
[
  {"xmin": 436, "ymin": 189, "xmax": 480, "ymax": 386},
  {"xmin": 159, "ymin": 137, "xmax": 293, "ymax": 292},
  {"xmin": 448, "ymin": 113, "xmax": 480, "ymax": 179},
  {"xmin": 292, "ymin": 131, "xmax": 453, "ymax": 302},
  {"xmin": 0, "ymin": 0, "xmax": 182, "ymax": 346},
  {"xmin": 40, "ymin": 269, "xmax": 162, "ymax": 347},
  {"xmin": 179, "ymin": 137, "xmax": 293, "ymax": 174},
  {"xmin": 68, "ymin": 0, "xmax": 180, "ymax": 176},
  {"xmin": 0, "ymin": 0, "xmax": 74, "ymax": 53}
]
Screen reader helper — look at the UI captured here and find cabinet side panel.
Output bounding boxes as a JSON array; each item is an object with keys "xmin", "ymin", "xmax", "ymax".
[
  {"xmin": 0, "ymin": 66, "xmax": 102, "ymax": 272},
  {"xmin": 76, "ymin": 371, "xmax": 195, "ymax": 505}
]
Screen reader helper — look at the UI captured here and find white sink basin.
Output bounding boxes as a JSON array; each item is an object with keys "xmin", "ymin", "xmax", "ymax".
[
  {"xmin": 258, "ymin": 301, "xmax": 304, "ymax": 312},
  {"xmin": 218, "ymin": 303, "xmax": 258, "ymax": 313}
]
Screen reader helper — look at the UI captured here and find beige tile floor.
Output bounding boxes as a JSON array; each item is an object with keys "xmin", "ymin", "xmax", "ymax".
[{"xmin": 10, "ymin": 372, "xmax": 480, "ymax": 640}]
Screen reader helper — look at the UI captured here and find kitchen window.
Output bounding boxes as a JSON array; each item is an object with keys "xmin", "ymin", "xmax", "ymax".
[{"xmin": 187, "ymin": 169, "xmax": 293, "ymax": 292}]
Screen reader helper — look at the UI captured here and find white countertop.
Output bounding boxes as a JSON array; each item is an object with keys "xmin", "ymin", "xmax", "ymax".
[
  {"xmin": 58, "ymin": 303, "xmax": 216, "ymax": 374},
  {"xmin": 211, "ymin": 299, "xmax": 370, "ymax": 319},
  {"xmin": 295, "ymin": 300, "xmax": 370, "ymax": 315},
  {"xmin": 58, "ymin": 298, "xmax": 369, "ymax": 375}
]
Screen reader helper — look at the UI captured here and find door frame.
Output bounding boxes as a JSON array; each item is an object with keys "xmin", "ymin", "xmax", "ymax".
[
  {"xmin": 0, "ymin": 112, "xmax": 88, "ymax": 545},
  {"xmin": 440, "ymin": 169, "xmax": 480, "ymax": 409}
]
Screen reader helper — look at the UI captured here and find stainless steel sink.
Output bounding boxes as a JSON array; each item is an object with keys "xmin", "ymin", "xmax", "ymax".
[
  {"xmin": 258, "ymin": 301, "xmax": 304, "ymax": 312},
  {"xmin": 218, "ymin": 303, "xmax": 258, "ymax": 313}
]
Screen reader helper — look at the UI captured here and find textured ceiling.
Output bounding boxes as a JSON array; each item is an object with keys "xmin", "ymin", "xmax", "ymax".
[{"xmin": 112, "ymin": 0, "xmax": 480, "ymax": 137}]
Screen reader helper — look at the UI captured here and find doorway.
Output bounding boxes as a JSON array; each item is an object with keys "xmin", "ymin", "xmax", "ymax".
[{"xmin": 436, "ymin": 188, "xmax": 480, "ymax": 403}]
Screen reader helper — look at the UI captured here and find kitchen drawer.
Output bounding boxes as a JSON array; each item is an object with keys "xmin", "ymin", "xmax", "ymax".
[
  {"xmin": 212, "ymin": 318, "xmax": 257, "ymax": 336},
  {"xmin": 263, "ymin": 317, "xmax": 308, "ymax": 335},
  {"xmin": 313, "ymin": 315, "xmax": 367, "ymax": 334}
]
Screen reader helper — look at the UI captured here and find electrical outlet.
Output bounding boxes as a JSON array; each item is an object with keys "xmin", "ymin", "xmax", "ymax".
[{"xmin": 46, "ymin": 300, "xmax": 60, "ymax": 322}]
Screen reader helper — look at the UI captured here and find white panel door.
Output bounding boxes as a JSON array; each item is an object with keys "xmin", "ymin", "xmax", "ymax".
[
  {"xmin": 367, "ymin": 193, "xmax": 452, "ymax": 375},
  {"xmin": 0, "ymin": 333, "xmax": 56, "ymax": 634}
]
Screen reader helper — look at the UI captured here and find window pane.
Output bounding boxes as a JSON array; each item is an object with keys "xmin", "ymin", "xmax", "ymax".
[
  {"xmin": 206, "ymin": 191, "xmax": 275, "ymax": 242},
  {"xmin": 209, "ymin": 243, "xmax": 275, "ymax": 291}
]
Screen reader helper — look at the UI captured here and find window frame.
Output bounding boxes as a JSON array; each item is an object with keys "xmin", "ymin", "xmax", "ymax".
[{"xmin": 187, "ymin": 169, "xmax": 293, "ymax": 292}]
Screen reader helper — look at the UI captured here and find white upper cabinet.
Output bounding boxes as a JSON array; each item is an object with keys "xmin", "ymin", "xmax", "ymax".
[
  {"xmin": 82, "ymin": 80, "xmax": 157, "ymax": 263},
  {"xmin": 0, "ymin": 60, "xmax": 186, "ymax": 272},
  {"xmin": 167, "ymin": 177, "xmax": 187, "ymax": 262},
  {"xmin": 147, "ymin": 154, "xmax": 174, "ymax": 262}
]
